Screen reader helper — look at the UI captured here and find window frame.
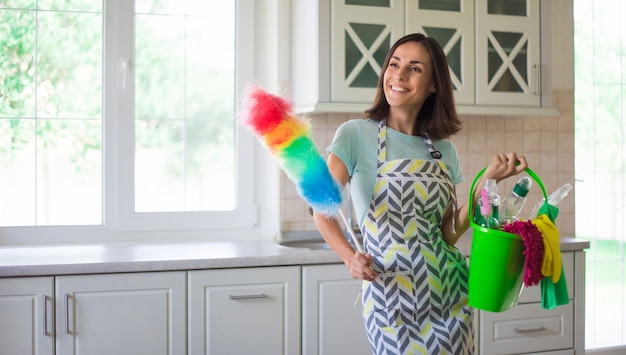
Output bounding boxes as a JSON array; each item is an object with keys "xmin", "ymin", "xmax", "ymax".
[{"xmin": 0, "ymin": 0, "xmax": 268, "ymax": 244}]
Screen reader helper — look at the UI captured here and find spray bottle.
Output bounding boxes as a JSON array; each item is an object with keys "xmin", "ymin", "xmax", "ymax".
[
  {"xmin": 501, "ymin": 176, "xmax": 533, "ymax": 225},
  {"xmin": 476, "ymin": 179, "xmax": 501, "ymax": 229},
  {"xmin": 526, "ymin": 183, "xmax": 573, "ymax": 220}
]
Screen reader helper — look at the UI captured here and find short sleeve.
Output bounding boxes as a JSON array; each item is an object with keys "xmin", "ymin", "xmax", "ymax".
[
  {"xmin": 326, "ymin": 120, "xmax": 360, "ymax": 176},
  {"xmin": 445, "ymin": 142, "xmax": 464, "ymax": 185}
]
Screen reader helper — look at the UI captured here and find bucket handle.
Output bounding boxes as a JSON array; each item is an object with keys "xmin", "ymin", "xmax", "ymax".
[{"xmin": 468, "ymin": 167, "xmax": 548, "ymax": 227}]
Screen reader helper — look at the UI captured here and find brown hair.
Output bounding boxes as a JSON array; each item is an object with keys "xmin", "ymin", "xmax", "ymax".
[{"xmin": 364, "ymin": 33, "xmax": 461, "ymax": 140}]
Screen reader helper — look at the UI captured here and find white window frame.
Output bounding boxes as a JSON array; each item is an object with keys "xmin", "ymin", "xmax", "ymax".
[
  {"xmin": 0, "ymin": 0, "xmax": 273, "ymax": 244},
  {"xmin": 113, "ymin": 0, "xmax": 257, "ymax": 231}
]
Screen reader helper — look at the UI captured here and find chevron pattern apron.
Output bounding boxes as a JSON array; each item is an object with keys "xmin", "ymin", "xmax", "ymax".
[{"xmin": 361, "ymin": 120, "xmax": 473, "ymax": 355}]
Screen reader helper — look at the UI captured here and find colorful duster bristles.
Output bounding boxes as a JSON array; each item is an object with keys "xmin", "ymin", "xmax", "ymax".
[{"xmin": 239, "ymin": 86, "xmax": 343, "ymax": 217}]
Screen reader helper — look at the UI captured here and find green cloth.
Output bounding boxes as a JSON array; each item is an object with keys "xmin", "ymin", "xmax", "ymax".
[
  {"xmin": 537, "ymin": 201, "xmax": 569, "ymax": 309},
  {"xmin": 541, "ymin": 264, "xmax": 570, "ymax": 309},
  {"xmin": 537, "ymin": 202, "xmax": 559, "ymax": 222}
]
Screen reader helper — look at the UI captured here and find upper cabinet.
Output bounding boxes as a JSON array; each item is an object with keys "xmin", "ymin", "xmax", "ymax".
[
  {"xmin": 475, "ymin": 0, "xmax": 541, "ymax": 106},
  {"xmin": 289, "ymin": 0, "xmax": 556, "ymax": 115},
  {"xmin": 329, "ymin": 1, "xmax": 404, "ymax": 103},
  {"xmin": 406, "ymin": 0, "xmax": 475, "ymax": 105}
]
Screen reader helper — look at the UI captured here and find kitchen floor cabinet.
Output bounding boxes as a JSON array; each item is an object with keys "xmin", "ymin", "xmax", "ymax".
[
  {"xmin": 56, "ymin": 271, "xmax": 186, "ymax": 355},
  {"xmin": 0, "ymin": 271, "xmax": 186, "ymax": 355},
  {"xmin": 188, "ymin": 266, "xmax": 301, "ymax": 355},
  {"xmin": 0, "ymin": 245, "xmax": 586, "ymax": 355},
  {"xmin": 0, "ymin": 276, "xmax": 54, "ymax": 355},
  {"xmin": 302, "ymin": 264, "xmax": 370, "ymax": 355},
  {"xmin": 477, "ymin": 251, "xmax": 584, "ymax": 355}
]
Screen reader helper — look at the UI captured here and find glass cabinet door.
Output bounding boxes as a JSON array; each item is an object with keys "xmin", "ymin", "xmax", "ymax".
[
  {"xmin": 475, "ymin": 0, "xmax": 541, "ymax": 106},
  {"xmin": 331, "ymin": 0, "xmax": 404, "ymax": 102},
  {"xmin": 406, "ymin": 0, "xmax": 475, "ymax": 105}
]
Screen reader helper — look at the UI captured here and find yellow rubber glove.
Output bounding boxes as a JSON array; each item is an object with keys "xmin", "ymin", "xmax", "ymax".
[{"xmin": 533, "ymin": 214, "xmax": 561, "ymax": 283}]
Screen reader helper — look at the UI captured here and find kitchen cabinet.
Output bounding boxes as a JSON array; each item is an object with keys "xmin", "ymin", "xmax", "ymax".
[
  {"xmin": 290, "ymin": 0, "xmax": 403, "ymax": 113},
  {"xmin": 0, "ymin": 240, "xmax": 587, "ymax": 355},
  {"xmin": 406, "ymin": 0, "xmax": 476, "ymax": 105},
  {"xmin": 0, "ymin": 271, "xmax": 186, "ymax": 355},
  {"xmin": 475, "ymin": 0, "xmax": 541, "ymax": 106},
  {"xmin": 302, "ymin": 264, "xmax": 371, "ymax": 355},
  {"xmin": 290, "ymin": 0, "xmax": 553, "ymax": 115},
  {"xmin": 329, "ymin": 0, "xmax": 404, "ymax": 103},
  {"xmin": 410, "ymin": 0, "xmax": 541, "ymax": 107},
  {"xmin": 302, "ymin": 251, "xmax": 583, "ymax": 355},
  {"xmin": 0, "ymin": 276, "xmax": 54, "ymax": 355},
  {"xmin": 476, "ymin": 251, "xmax": 584, "ymax": 354},
  {"xmin": 56, "ymin": 271, "xmax": 186, "ymax": 355},
  {"xmin": 188, "ymin": 266, "xmax": 301, "ymax": 355}
]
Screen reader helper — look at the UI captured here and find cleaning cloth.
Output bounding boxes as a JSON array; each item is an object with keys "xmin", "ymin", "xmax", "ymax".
[
  {"xmin": 533, "ymin": 202, "xmax": 569, "ymax": 309},
  {"xmin": 533, "ymin": 211, "xmax": 561, "ymax": 282},
  {"xmin": 503, "ymin": 220, "xmax": 544, "ymax": 287}
]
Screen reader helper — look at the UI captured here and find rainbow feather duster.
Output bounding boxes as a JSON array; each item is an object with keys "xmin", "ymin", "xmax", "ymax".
[{"xmin": 239, "ymin": 86, "xmax": 342, "ymax": 217}]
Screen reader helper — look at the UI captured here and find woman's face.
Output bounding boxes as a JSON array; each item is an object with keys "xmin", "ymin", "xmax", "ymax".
[{"xmin": 383, "ymin": 41, "xmax": 436, "ymax": 112}]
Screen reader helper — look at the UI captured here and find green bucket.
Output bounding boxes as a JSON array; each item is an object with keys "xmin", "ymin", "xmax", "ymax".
[{"xmin": 468, "ymin": 167, "xmax": 548, "ymax": 312}]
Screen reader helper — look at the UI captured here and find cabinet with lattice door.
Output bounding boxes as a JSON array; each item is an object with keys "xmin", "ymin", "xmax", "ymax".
[
  {"xmin": 409, "ymin": 0, "xmax": 542, "ymax": 107},
  {"xmin": 291, "ymin": 0, "xmax": 547, "ymax": 113}
]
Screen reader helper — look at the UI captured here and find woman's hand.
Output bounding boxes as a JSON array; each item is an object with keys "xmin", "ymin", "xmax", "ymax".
[
  {"xmin": 483, "ymin": 152, "xmax": 527, "ymax": 183},
  {"xmin": 349, "ymin": 252, "xmax": 378, "ymax": 281}
]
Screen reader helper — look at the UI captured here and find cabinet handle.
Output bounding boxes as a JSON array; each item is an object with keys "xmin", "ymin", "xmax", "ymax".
[
  {"xmin": 42, "ymin": 295, "xmax": 48, "ymax": 336},
  {"xmin": 515, "ymin": 326, "xmax": 546, "ymax": 334},
  {"xmin": 533, "ymin": 64, "xmax": 540, "ymax": 96},
  {"xmin": 228, "ymin": 294, "xmax": 267, "ymax": 300},
  {"xmin": 64, "ymin": 293, "xmax": 70, "ymax": 334}
]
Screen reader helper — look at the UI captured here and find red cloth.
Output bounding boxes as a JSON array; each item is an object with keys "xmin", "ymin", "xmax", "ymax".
[{"xmin": 503, "ymin": 220, "xmax": 544, "ymax": 286}]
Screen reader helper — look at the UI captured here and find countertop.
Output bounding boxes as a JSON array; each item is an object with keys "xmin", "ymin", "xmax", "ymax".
[{"xmin": 0, "ymin": 236, "xmax": 590, "ymax": 278}]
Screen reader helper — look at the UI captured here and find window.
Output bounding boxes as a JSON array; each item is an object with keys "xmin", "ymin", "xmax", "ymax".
[
  {"xmin": 574, "ymin": 0, "xmax": 626, "ymax": 350},
  {"xmin": 0, "ymin": 0, "xmax": 259, "ymax": 242}
]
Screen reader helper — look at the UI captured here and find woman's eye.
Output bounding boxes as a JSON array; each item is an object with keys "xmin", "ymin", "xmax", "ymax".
[
  {"xmin": 411, "ymin": 67, "xmax": 421, "ymax": 72},
  {"xmin": 389, "ymin": 62, "xmax": 399, "ymax": 68}
]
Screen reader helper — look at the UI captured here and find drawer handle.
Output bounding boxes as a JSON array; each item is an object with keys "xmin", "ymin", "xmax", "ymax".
[
  {"xmin": 228, "ymin": 294, "xmax": 267, "ymax": 300},
  {"xmin": 64, "ymin": 293, "xmax": 70, "ymax": 334},
  {"xmin": 515, "ymin": 326, "xmax": 546, "ymax": 334},
  {"xmin": 42, "ymin": 295, "xmax": 48, "ymax": 336}
]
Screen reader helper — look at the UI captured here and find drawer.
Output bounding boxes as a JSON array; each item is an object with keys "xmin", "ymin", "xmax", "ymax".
[
  {"xmin": 517, "ymin": 252, "xmax": 574, "ymax": 304},
  {"xmin": 479, "ymin": 302, "xmax": 574, "ymax": 354},
  {"xmin": 521, "ymin": 350, "xmax": 574, "ymax": 355}
]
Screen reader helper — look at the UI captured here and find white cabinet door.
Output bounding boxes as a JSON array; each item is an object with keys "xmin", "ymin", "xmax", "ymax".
[
  {"xmin": 302, "ymin": 264, "xmax": 371, "ymax": 355},
  {"xmin": 330, "ymin": 0, "xmax": 404, "ymax": 102},
  {"xmin": 475, "ymin": 0, "xmax": 541, "ymax": 106},
  {"xmin": 55, "ymin": 271, "xmax": 186, "ymax": 355},
  {"xmin": 188, "ymin": 266, "xmax": 301, "ymax": 355},
  {"xmin": 406, "ymin": 0, "xmax": 476, "ymax": 105},
  {"xmin": 0, "ymin": 277, "xmax": 54, "ymax": 355}
]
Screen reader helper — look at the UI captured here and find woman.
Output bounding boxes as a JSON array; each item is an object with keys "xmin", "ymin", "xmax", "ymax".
[{"xmin": 313, "ymin": 33, "xmax": 527, "ymax": 354}]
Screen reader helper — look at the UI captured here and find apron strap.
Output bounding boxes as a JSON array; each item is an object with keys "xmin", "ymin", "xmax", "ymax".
[
  {"xmin": 377, "ymin": 120, "xmax": 387, "ymax": 170},
  {"xmin": 422, "ymin": 133, "xmax": 443, "ymax": 159},
  {"xmin": 422, "ymin": 132, "xmax": 458, "ymax": 235}
]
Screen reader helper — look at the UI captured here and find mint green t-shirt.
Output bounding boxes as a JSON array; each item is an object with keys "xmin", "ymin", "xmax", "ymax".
[{"xmin": 327, "ymin": 119, "xmax": 464, "ymax": 228}]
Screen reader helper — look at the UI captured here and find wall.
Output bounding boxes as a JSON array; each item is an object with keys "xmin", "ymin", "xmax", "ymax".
[{"xmin": 280, "ymin": 0, "xmax": 575, "ymax": 239}]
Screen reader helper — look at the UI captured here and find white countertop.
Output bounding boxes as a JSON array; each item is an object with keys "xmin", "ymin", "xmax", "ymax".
[{"xmin": 0, "ymin": 236, "xmax": 589, "ymax": 278}]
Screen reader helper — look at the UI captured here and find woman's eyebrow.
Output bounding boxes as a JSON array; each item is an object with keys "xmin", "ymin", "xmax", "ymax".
[{"xmin": 390, "ymin": 55, "xmax": 425, "ymax": 65}]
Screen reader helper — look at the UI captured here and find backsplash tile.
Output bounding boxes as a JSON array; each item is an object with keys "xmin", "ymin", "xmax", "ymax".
[{"xmin": 280, "ymin": 89, "xmax": 575, "ymax": 237}]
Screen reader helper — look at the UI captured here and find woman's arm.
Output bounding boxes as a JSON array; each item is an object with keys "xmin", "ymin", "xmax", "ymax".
[
  {"xmin": 313, "ymin": 153, "xmax": 378, "ymax": 280},
  {"xmin": 442, "ymin": 152, "xmax": 528, "ymax": 246}
]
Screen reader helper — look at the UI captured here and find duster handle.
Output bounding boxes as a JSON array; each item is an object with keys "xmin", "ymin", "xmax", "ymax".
[{"xmin": 338, "ymin": 210, "xmax": 364, "ymax": 253}]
